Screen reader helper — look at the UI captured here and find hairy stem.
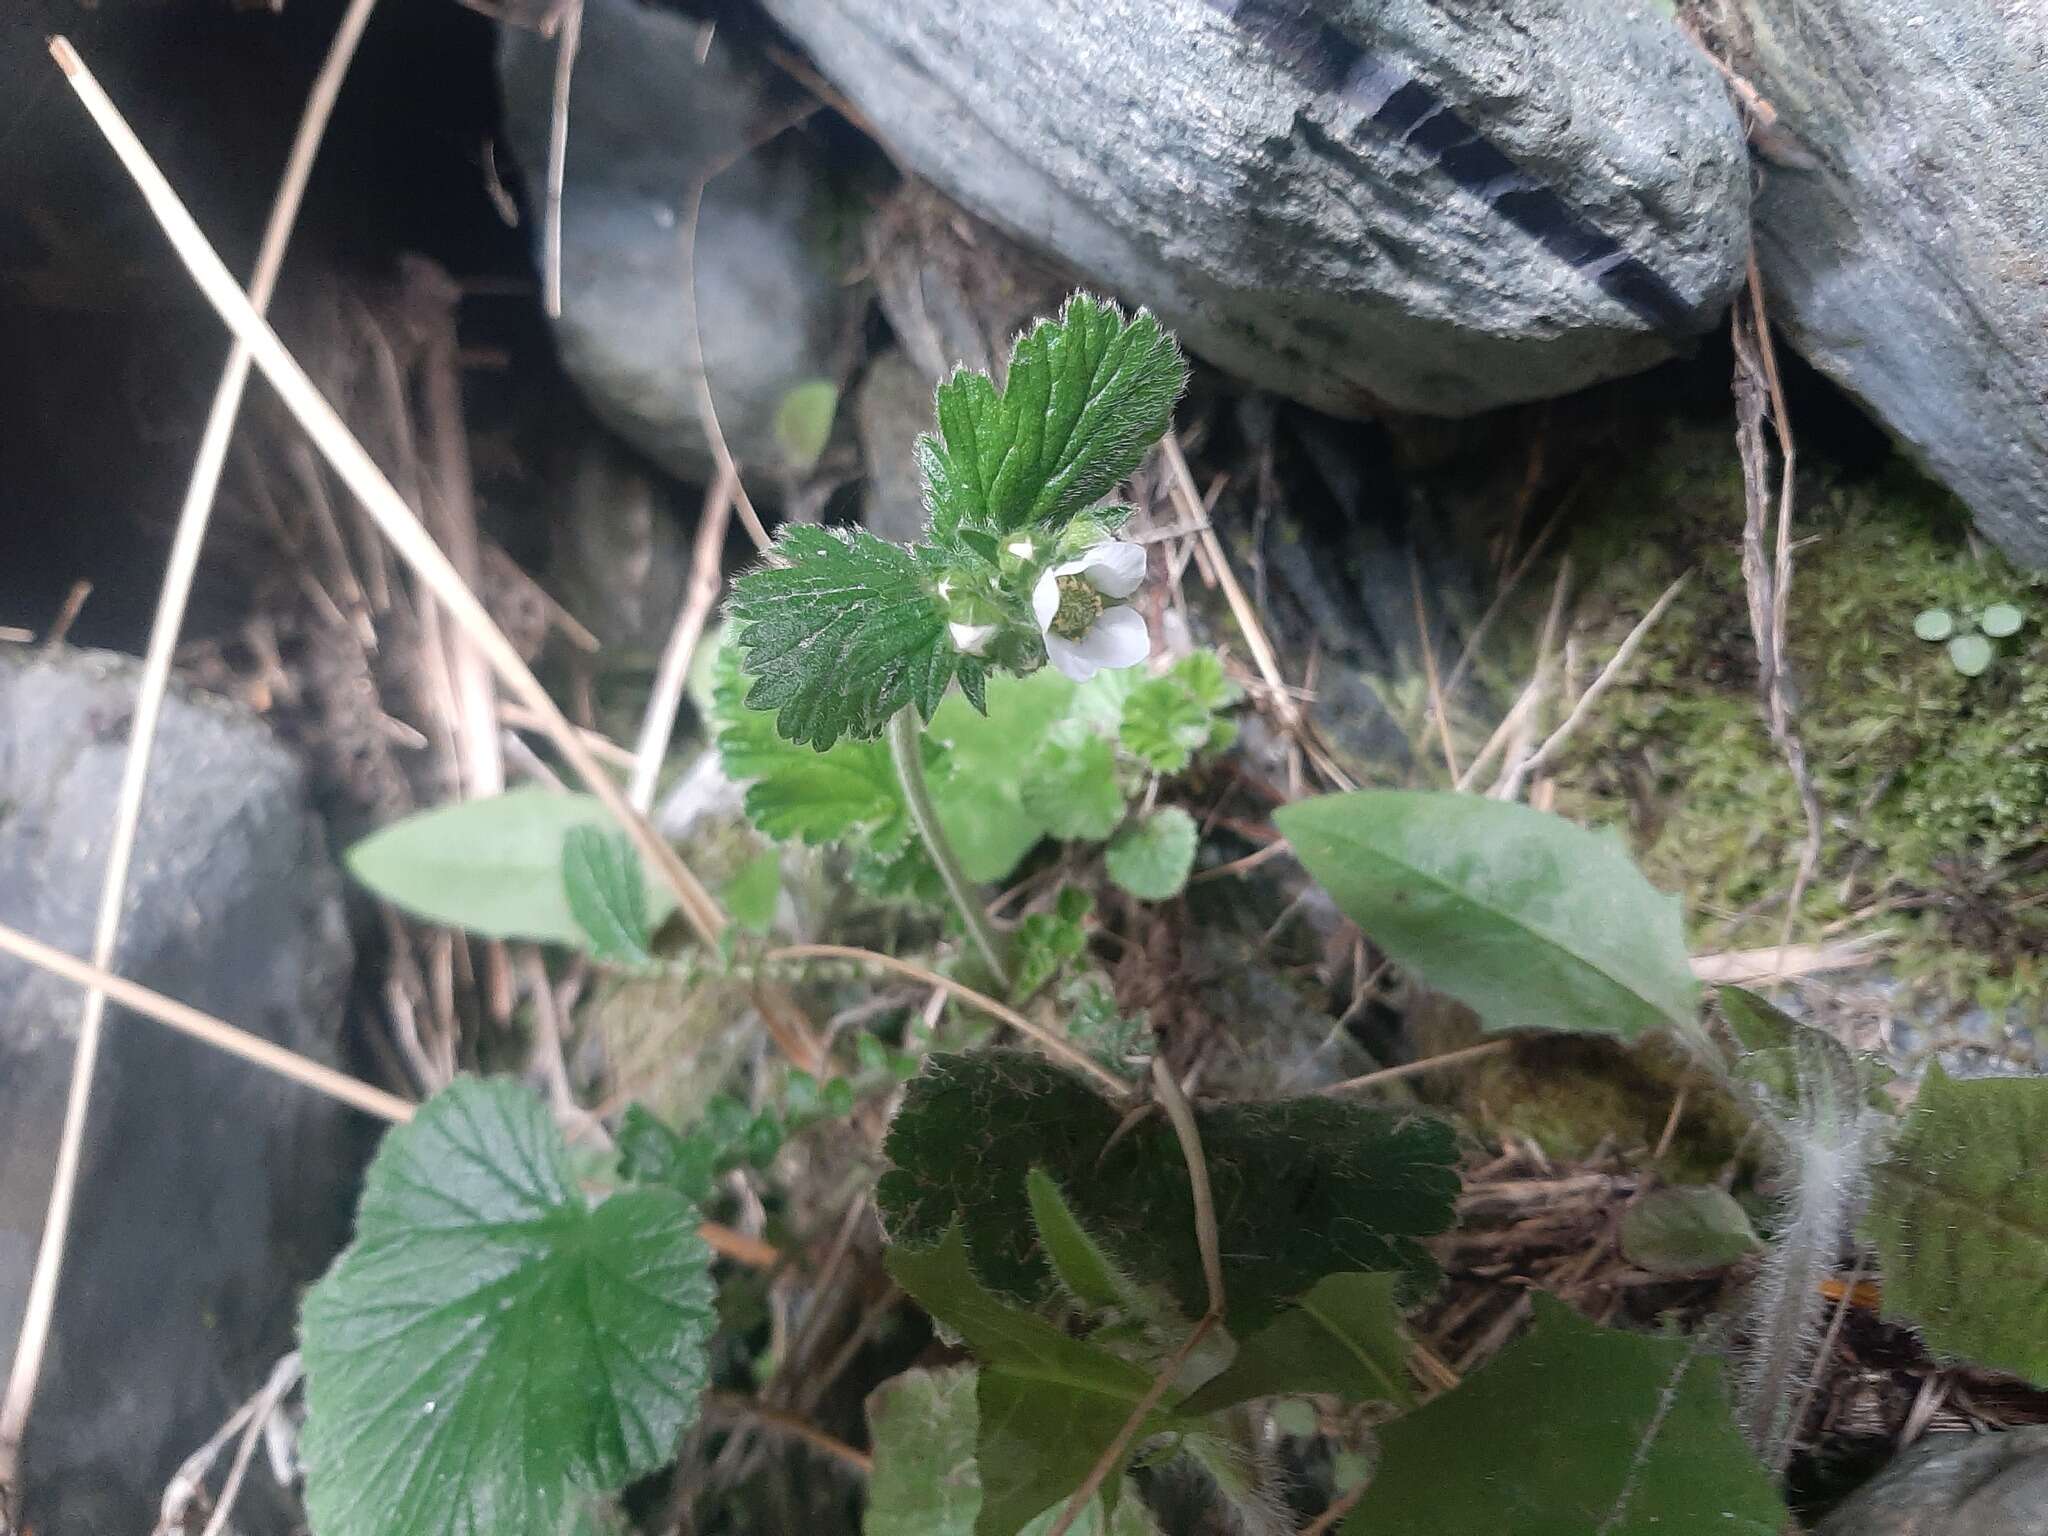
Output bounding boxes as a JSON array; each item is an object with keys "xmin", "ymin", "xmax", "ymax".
[{"xmin": 887, "ymin": 706, "xmax": 1010, "ymax": 988}]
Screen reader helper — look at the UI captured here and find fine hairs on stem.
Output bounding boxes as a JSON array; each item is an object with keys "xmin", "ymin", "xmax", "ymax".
[{"xmin": 1738, "ymin": 1035, "xmax": 1877, "ymax": 1474}]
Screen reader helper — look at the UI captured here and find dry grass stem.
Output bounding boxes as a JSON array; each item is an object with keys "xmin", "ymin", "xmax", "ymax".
[
  {"xmin": 630, "ymin": 462, "xmax": 736, "ymax": 811},
  {"xmin": 48, "ymin": 37, "xmax": 731, "ymax": 956},
  {"xmin": 1495, "ymin": 572, "xmax": 1689, "ymax": 801},
  {"xmin": 542, "ymin": 0, "xmax": 583, "ymax": 319},
  {"xmin": 2, "ymin": 7, "xmax": 383, "ymax": 1472},
  {"xmin": 1320, "ymin": 1038, "xmax": 1514, "ymax": 1095},
  {"xmin": 765, "ymin": 944, "xmax": 1127, "ymax": 1096}
]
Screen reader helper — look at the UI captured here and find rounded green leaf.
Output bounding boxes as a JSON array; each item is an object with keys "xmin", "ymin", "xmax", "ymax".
[
  {"xmin": 1980, "ymin": 602, "xmax": 2024, "ymax": 638},
  {"xmin": 773, "ymin": 377, "xmax": 840, "ymax": 471},
  {"xmin": 1104, "ymin": 807, "xmax": 1198, "ymax": 901},
  {"xmin": 1948, "ymin": 632, "xmax": 1994, "ymax": 676},
  {"xmin": 1912, "ymin": 607, "xmax": 1955, "ymax": 641},
  {"xmin": 1619, "ymin": 1185, "xmax": 1761, "ymax": 1276},
  {"xmin": 301, "ymin": 1079, "xmax": 715, "ymax": 1536}
]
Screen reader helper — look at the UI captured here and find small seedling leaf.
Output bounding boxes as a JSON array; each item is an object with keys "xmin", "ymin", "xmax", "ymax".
[
  {"xmin": 1980, "ymin": 602, "xmax": 2024, "ymax": 638},
  {"xmin": 1105, "ymin": 807, "xmax": 1198, "ymax": 901},
  {"xmin": 1912, "ymin": 607, "xmax": 1955, "ymax": 641},
  {"xmin": 1948, "ymin": 632, "xmax": 1994, "ymax": 676},
  {"xmin": 1619, "ymin": 1186, "xmax": 1761, "ymax": 1276}
]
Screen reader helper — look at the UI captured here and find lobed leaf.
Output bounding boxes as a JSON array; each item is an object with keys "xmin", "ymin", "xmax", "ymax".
[
  {"xmin": 1105, "ymin": 807, "xmax": 1198, "ymax": 901},
  {"xmin": 300, "ymin": 1080, "xmax": 715, "ymax": 1536},
  {"xmin": 1276, "ymin": 791, "xmax": 1699, "ymax": 1041}
]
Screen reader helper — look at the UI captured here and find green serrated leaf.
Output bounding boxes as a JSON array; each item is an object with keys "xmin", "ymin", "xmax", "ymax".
[
  {"xmin": 879, "ymin": 1052, "xmax": 1459, "ymax": 1332},
  {"xmin": 301, "ymin": 1079, "xmax": 715, "ymax": 1536},
  {"xmin": 1276, "ymin": 791, "xmax": 1700, "ymax": 1041},
  {"xmin": 1119, "ymin": 679, "xmax": 1213, "ymax": 774},
  {"xmin": 865, "ymin": 1367, "xmax": 1156, "ymax": 1536},
  {"xmin": 347, "ymin": 788, "xmax": 674, "ymax": 946},
  {"xmin": 1618, "ymin": 1186, "xmax": 1761, "ymax": 1276},
  {"xmin": 1009, "ymin": 890, "xmax": 1092, "ymax": 1004},
  {"xmin": 1867, "ymin": 1067, "xmax": 2048, "ymax": 1384},
  {"xmin": 616, "ymin": 1103, "xmax": 720, "ymax": 1204},
  {"xmin": 1105, "ymin": 807, "xmax": 1198, "ymax": 901},
  {"xmin": 888, "ymin": 1226, "xmax": 1167, "ymax": 1536},
  {"xmin": 1179, "ymin": 1272, "xmax": 1411, "ymax": 1416},
  {"xmin": 728, "ymin": 524, "xmax": 957, "ymax": 750},
  {"xmin": 1343, "ymin": 1295, "xmax": 1786, "ymax": 1536},
  {"xmin": 1021, "ymin": 727, "xmax": 1127, "ymax": 842},
  {"xmin": 562, "ymin": 826, "xmax": 653, "ymax": 966},
  {"xmin": 919, "ymin": 294, "xmax": 1186, "ymax": 540}
]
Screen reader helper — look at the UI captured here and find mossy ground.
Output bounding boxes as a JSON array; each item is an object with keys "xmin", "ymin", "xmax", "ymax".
[{"xmin": 1547, "ymin": 427, "xmax": 2046, "ymax": 1025}]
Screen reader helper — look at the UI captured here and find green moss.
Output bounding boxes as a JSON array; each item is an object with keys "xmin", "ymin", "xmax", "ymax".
[{"xmin": 1549, "ymin": 429, "xmax": 2047, "ymax": 1019}]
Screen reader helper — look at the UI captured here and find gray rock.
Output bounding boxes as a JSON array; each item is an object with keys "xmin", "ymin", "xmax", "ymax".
[
  {"xmin": 1722, "ymin": 4, "xmax": 2048, "ymax": 567},
  {"xmin": 1820, "ymin": 1428, "xmax": 2048, "ymax": 1536},
  {"xmin": 0, "ymin": 647, "xmax": 361, "ymax": 1535},
  {"xmin": 854, "ymin": 350, "xmax": 936, "ymax": 545},
  {"xmin": 498, "ymin": 0, "xmax": 860, "ymax": 480},
  {"xmin": 758, "ymin": 0, "xmax": 1751, "ymax": 417}
]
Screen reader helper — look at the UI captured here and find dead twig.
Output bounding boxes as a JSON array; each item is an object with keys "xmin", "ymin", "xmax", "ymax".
[
  {"xmin": 1320, "ymin": 1038, "xmax": 1515, "ymax": 1096},
  {"xmin": 630, "ymin": 462, "xmax": 736, "ymax": 811}
]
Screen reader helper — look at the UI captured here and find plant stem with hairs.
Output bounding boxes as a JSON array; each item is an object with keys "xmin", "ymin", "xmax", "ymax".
[{"xmin": 888, "ymin": 706, "xmax": 1010, "ymax": 988}]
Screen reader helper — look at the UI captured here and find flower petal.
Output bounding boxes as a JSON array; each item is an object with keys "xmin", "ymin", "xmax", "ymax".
[
  {"xmin": 948, "ymin": 620, "xmax": 997, "ymax": 655},
  {"xmin": 1070, "ymin": 604, "xmax": 1150, "ymax": 672},
  {"xmin": 1032, "ymin": 571, "xmax": 1060, "ymax": 630},
  {"xmin": 1082, "ymin": 540, "xmax": 1148, "ymax": 599},
  {"xmin": 1044, "ymin": 632, "xmax": 1099, "ymax": 682}
]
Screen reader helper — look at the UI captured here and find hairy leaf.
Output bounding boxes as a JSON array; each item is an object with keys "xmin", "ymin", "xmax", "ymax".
[
  {"xmin": 1618, "ymin": 1186, "xmax": 1760, "ymax": 1276},
  {"xmin": 1179, "ymin": 1272, "xmax": 1411, "ymax": 1416},
  {"xmin": 1027, "ymin": 1168, "xmax": 1129, "ymax": 1311},
  {"xmin": 926, "ymin": 671, "xmax": 1077, "ymax": 881},
  {"xmin": 728, "ymin": 524, "xmax": 957, "ymax": 750},
  {"xmin": 1868, "ymin": 1066, "xmax": 2048, "ymax": 1383},
  {"xmin": 1344, "ymin": 1295, "xmax": 1785, "ymax": 1536},
  {"xmin": 301, "ymin": 1079, "xmax": 714, "ymax": 1536},
  {"xmin": 1105, "ymin": 808, "xmax": 1198, "ymax": 901},
  {"xmin": 347, "ymin": 788, "xmax": 673, "ymax": 946},
  {"xmin": 919, "ymin": 294, "xmax": 1185, "ymax": 540},
  {"xmin": 1276, "ymin": 791, "xmax": 1699, "ymax": 1041},
  {"xmin": 1021, "ymin": 727, "xmax": 1126, "ymax": 842},
  {"xmin": 562, "ymin": 827, "xmax": 653, "ymax": 966},
  {"xmin": 880, "ymin": 1052, "xmax": 1459, "ymax": 1332},
  {"xmin": 889, "ymin": 1227, "xmax": 1167, "ymax": 1536},
  {"xmin": 865, "ymin": 1367, "xmax": 1156, "ymax": 1536}
]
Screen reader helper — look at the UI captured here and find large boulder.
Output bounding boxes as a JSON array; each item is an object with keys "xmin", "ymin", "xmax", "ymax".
[
  {"xmin": 498, "ymin": 0, "xmax": 864, "ymax": 482},
  {"xmin": 0, "ymin": 647, "xmax": 362, "ymax": 1535},
  {"xmin": 1724, "ymin": 2, "xmax": 2048, "ymax": 566},
  {"xmin": 756, "ymin": 0, "xmax": 1751, "ymax": 417},
  {"xmin": 1819, "ymin": 1428, "xmax": 2048, "ymax": 1535}
]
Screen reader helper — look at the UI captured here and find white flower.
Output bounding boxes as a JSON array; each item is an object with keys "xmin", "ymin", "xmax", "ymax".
[{"xmin": 1031, "ymin": 540, "xmax": 1151, "ymax": 682}]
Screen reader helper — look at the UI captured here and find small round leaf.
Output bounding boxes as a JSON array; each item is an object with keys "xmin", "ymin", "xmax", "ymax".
[
  {"xmin": 1948, "ymin": 633, "xmax": 1994, "ymax": 676},
  {"xmin": 1912, "ymin": 608, "xmax": 1955, "ymax": 642},
  {"xmin": 1980, "ymin": 602, "xmax": 2024, "ymax": 638}
]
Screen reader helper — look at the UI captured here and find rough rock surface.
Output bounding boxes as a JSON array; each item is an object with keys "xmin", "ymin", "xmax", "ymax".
[
  {"xmin": 759, "ymin": 0, "xmax": 1750, "ymax": 417},
  {"xmin": 498, "ymin": 0, "xmax": 860, "ymax": 480},
  {"xmin": 1726, "ymin": 2, "xmax": 2048, "ymax": 566},
  {"xmin": 1819, "ymin": 1428, "xmax": 2048, "ymax": 1535},
  {"xmin": 0, "ymin": 648, "xmax": 361, "ymax": 1535}
]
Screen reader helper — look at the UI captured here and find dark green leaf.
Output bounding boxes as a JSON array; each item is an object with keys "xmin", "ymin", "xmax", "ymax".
[
  {"xmin": 728, "ymin": 524, "xmax": 956, "ymax": 750},
  {"xmin": 1179, "ymin": 1272, "xmax": 1411, "ymax": 1416},
  {"xmin": 347, "ymin": 789, "xmax": 672, "ymax": 946},
  {"xmin": 1868, "ymin": 1066, "xmax": 2048, "ymax": 1384},
  {"xmin": 879, "ymin": 1052, "xmax": 1458, "ymax": 1332},
  {"xmin": 918, "ymin": 294, "xmax": 1186, "ymax": 540},
  {"xmin": 616, "ymin": 1103, "xmax": 719, "ymax": 1205},
  {"xmin": 1105, "ymin": 808, "xmax": 1198, "ymax": 901},
  {"xmin": 1276, "ymin": 791, "xmax": 1699, "ymax": 1041},
  {"xmin": 1343, "ymin": 1295, "xmax": 1786, "ymax": 1536},
  {"xmin": 888, "ymin": 1226, "xmax": 1167, "ymax": 1536},
  {"xmin": 562, "ymin": 827, "xmax": 653, "ymax": 966},
  {"xmin": 1009, "ymin": 889, "xmax": 1092, "ymax": 1004},
  {"xmin": 865, "ymin": 1367, "xmax": 1156, "ymax": 1536},
  {"xmin": 1618, "ymin": 1186, "xmax": 1761, "ymax": 1276},
  {"xmin": 301, "ymin": 1079, "xmax": 714, "ymax": 1536}
]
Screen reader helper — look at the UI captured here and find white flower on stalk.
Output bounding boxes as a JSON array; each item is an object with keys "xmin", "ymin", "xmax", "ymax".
[{"xmin": 1031, "ymin": 540, "xmax": 1151, "ymax": 682}]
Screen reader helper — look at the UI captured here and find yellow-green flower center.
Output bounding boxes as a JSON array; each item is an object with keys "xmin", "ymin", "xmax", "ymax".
[{"xmin": 1049, "ymin": 574, "xmax": 1106, "ymax": 641}]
